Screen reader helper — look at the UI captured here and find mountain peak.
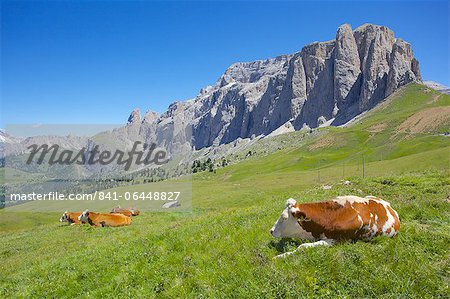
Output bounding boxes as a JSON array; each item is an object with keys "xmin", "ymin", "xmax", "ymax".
[
  {"xmin": 133, "ymin": 23, "xmax": 421, "ymax": 151},
  {"xmin": 127, "ymin": 108, "xmax": 141, "ymax": 124}
]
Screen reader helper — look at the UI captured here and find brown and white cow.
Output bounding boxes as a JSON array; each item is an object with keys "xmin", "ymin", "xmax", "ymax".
[
  {"xmin": 270, "ymin": 196, "xmax": 400, "ymax": 258},
  {"xmin": 110, "ymin": 207, "xmax": 132, "ymax": 217},
  {"xmin": 60, "ymin": 211, "xmax": 82, "ymax": 225},
  {"xmin": 78, "ymin": 210, "xmax": 131, "ymax": 227},
  {"xmin": 129, "ymin": 207, "xmax": 140, "ymax": 216},
  {"xmin": 110, "ymin": 206, "xmax": 140, "ymax": 217}
]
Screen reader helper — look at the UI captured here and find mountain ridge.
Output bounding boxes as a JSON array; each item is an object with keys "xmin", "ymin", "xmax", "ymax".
[
  {"xmin": 129, "ymin": 23, "xmax": 421, "ymax": 151},
  {"xmin": 1, "ymin": 24, "xmax": 423, "ymax": 155}
]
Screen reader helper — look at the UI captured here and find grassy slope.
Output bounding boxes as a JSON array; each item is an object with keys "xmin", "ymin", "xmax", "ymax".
[{"xmin": 1, "ymin": 84, "xmax": 449, "ymax": 298}]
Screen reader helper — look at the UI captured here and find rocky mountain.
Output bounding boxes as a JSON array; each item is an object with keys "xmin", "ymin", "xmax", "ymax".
[
  {"xmin": 0, "ymin": 129, "xmax": 21, "ymax": 144},
  {"xmin": 2, "ymin": 23, "xmax": 421, "ymax": 159},
  {"xmin": 131, "ymin": 23, "xmax": 420, "ymax": 151}
]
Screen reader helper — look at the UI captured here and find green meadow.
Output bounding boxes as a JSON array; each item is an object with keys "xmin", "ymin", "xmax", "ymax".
[{"xmin": 1, "ymin": 84, "xmax": 449, "ymax": 298}]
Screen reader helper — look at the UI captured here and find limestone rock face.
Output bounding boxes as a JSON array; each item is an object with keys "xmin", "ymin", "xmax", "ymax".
[
  {"xmin": 142, "ymin": 111, "xmax": 159, "ymax": 124},
  {"xmin": 354, "ymin": 24, "xmax": 395, "ymax": 111},
  {"xmin": 284, "ymin": 54, "xmax": 307, "ymax": 119},
  {"xmin": 297, "ymin": 40, "xmax": 335, "ymax": 127},
  {"xmin": 131, "ymin": 23, "xmax": 420, "ymax": 151},
  {"xmin": 386, "ymin": 39, "xmax": 421, "ymax": 96},
  {"xmin": 334, "ymin": 24, "xmax": 361, "ymax": 107},
  {"xmin": 127, "ymin": 109, "xmax": 141, "ymax": 124}
]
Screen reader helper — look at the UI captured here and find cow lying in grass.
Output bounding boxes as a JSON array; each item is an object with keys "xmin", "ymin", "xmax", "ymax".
[
  {"xmin": 129, "ymin": 207, "xmax": 140, "ymax": 216},
  {"xmin": 60, "ymin": 211, "xmax": 82, "ymax": 225},
  {"xmin": 270, "ymin": 196, "xmax": 400, "ymax": 258},
  {"xmin": 78, "ymin": 210, "xmax": 131, "ymax": 227},
  {"xmin": 110, "ymin": 207, "xmax": 132, "ymax": 217},
  {"xmin": 110, "ymin": 206, "xmax": 140, "ymax": 217}
]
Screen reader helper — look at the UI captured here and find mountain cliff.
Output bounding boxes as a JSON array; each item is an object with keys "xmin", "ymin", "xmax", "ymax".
[
  {"xmin": 134, "ymin": 23, "xmax": 420, "ymax": 151},
  {"xmin": 0, "ymin": 24, "xmax": 422, "ymax": 155}
]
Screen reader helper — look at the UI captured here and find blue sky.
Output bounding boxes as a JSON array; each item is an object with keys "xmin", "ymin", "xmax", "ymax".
[{"xmin": 1, "ymin": 1, "xmax": 449, "ymax": 127}]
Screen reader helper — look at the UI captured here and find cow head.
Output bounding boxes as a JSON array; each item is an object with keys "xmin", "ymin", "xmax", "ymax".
[
  {"xmin": 129, "ymin": 207, "xmax": 140, "ymax": 216},
  {"xmin": 78, "ymin": 209, "xmax": 90, "ymax": 223},
  {"xmin": 270, "ymin": 198, "xmax": 302, "ymax": 238},
  {"xmin": 111, "ymin": 206, "xmax": 120, "ymax": 213},
  {"xmin": 60, "ymin": 211, "xmax": 69, "ymax": 222}
]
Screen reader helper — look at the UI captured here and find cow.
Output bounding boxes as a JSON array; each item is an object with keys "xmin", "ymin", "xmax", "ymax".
[
  {"xmin": 129, "ymin": 207, "xmax": 140, "ymax": 216},
  {"xmin": 270, "ymin": 196, "xmax": 400, "ymax": 258},
  {"xmin": 110, "ymin": 206, "xmax": 140, "ymax": 216},
  {"xmin": 60, "ymin": 211, "xmax": 82, "ymax": 225},
  {"xmin": 78, "ymin": 210, "xmax": 131, "ymax": 227},
  {"xmin": 110, "ymin": 207, "xmax": 133, "ymax": 217}
]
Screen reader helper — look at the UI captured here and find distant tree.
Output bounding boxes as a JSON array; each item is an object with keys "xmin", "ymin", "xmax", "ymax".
[{"xmin": 221, "ymin": 158, "xmax": 228, "ymax": 167}]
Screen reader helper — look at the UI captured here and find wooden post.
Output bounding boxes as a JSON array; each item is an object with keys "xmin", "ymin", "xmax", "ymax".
[
  {"xmin": 318, "ymin": 160, "xmax": 321, "ymax": 182},
  {"xmin": 362, "ymin": 155, "xmax": 365, "ymax": 178}
]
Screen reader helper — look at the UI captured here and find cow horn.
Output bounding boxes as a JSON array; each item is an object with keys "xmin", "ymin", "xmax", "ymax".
[{"xmin": 286, "ymin": 198, "xmax": 296, "ymax": 207}]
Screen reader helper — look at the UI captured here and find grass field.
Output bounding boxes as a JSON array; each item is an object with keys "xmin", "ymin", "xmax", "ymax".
[{"xmin": 1, "ymin": 84, "xmax": 449, "ymax": 298}]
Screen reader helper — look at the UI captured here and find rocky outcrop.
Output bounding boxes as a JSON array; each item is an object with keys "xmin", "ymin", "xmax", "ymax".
[
  {"xmin": 127, "ymin": 109, "xmax": 141, "ymax": 124},
  {"xmin": 386, "ymin": 39, "xmax": 421, "ymax": 96},
  {"xmin": 130, "ymin": 23, "xmax": 421, "ymax": 151},
  {"xmin": 334, "ymin": 24, "xmax": 361, "ymax": 108},
  {"xmin": 142, "ymin": 110, "xmax": 159, "ymax": 124},
  {"xmin": 297, "ymin": 40, "xmax": 335, "ymax": 127}
]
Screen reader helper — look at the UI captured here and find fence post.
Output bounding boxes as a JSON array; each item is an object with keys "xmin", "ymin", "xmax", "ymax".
[
  {"xmin": 362, "ymin": 155, "xmax": 365, "ymax": 179},
  {"xmin": 318, "ymin": 160, "xmax": 321, "ymax": 182}
]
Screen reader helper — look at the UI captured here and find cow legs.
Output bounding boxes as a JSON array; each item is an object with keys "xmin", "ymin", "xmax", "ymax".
[
  {"xmin": 274, "ymin": 239, "xmax": 335, "ymax": 259},
  {"xmin": 298, "ymin": 239, "xmax": 335, "ymax": 248}
]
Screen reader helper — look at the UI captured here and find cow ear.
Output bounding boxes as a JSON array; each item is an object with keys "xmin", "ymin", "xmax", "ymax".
[{"xmin": 291, "ymin": 208, "xmax": 308, "ymax": 221}]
